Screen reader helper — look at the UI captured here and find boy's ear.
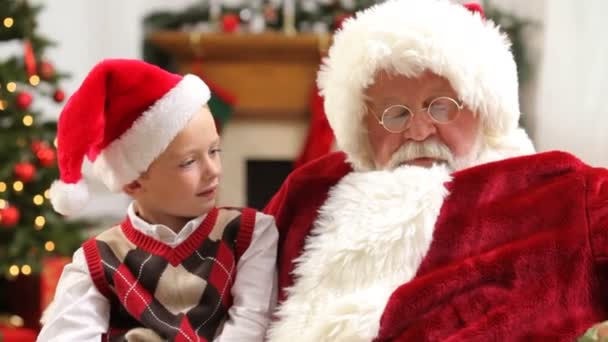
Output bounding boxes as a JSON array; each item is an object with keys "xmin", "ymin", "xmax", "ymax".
[{"xmin": 123, "ymin": 180, "xmax": 142, "ymax": 196}]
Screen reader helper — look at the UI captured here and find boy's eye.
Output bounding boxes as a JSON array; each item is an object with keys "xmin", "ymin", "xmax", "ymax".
[
  {"xmin": 179, "ymin": 159, "xmax": 195, "ymax": 167},
  {"xmin": 210, "ymin": 148, "xmax": 222, "ymax": 155}
]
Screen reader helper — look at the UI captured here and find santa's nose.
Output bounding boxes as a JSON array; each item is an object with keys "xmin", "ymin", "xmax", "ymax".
[{"xmin": 402, "ymin": 112, "xmax": 437, "ymax": 141}]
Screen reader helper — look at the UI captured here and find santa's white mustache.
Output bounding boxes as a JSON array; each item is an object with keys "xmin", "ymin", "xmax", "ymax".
[{"xmin": 387, "ymin": 139, "xmax": 453, "ymax": 169}]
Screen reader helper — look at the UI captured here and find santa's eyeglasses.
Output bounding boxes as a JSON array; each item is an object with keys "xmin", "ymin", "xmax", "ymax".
[{"xmin": 373, "ymin": 97, "xmax": 464, "ymax": 133}]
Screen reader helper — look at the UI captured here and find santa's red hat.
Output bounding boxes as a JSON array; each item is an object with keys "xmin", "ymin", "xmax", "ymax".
[
  {"xmin": 318, "ymin": 0, "xmax": 534, "ymax": 171},
  {"xmin": 49, "ymin": 59, "xmax": 210, "ymax": 215}
]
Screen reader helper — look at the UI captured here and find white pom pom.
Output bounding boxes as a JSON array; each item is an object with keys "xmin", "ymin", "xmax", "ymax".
[{"xmin": 49, "ymin": 179, "xmax": 89, "ymax": 216}]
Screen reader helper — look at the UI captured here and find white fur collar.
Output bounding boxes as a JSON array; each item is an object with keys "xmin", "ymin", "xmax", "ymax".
[{"xmin": 267, "ymin": 165, "xmax": 452, "ymax": 342}]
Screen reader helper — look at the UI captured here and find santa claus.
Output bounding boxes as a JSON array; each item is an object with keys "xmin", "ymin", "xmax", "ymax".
[{"xmin": 264, "ymin": 0, "xmax": 608, "ymax": 341}]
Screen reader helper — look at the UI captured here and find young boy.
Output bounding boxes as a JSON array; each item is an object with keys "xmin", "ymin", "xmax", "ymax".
[{"xmin": 37, "ymin": 59, "xmax": 278, "ymax": 342}]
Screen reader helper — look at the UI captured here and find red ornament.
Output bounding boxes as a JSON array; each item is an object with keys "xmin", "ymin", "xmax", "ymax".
[
  {"xmin": 0, "ymin": 205, "xmax": 20, "ymax": 227},
  {"xmin": 13, "ymin": 162, "xmax": 37, "ymax": 182},
  {"xmin": 23, "ymin": 40, "xmax": 37, "ymax": 77},
  {"xmin": 39, "ymin": 61, "xmax": 55, "ymax": 80},
  {"xmin": 53, "ymin": 89, "xmax": 65, "ymax": 103},
  {"xmin": 16, "ymin": 92, "xmax": 33, "ymax": 110},
  {"xmin": 264, "ymin": 5, "xmax": 279, "ymax": 24},
  {"xmin": 222, "ymin": 14, "xmax": 240, "ymax": 33},
  {"xmin": 31, "ymin": 140, "xmax": 49, "ymax": 154},
  {"xmin": 37, "ymin": 148, "xmax": 56, "ymax": 167}
]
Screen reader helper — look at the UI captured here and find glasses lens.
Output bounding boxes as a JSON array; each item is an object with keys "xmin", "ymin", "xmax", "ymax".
[
  {"xmin": 382, "ymin": 105, "xmax": 411, "ymax": 132},
  {"xmin": 429, "ymin": 98, "xmax": 460, "ymax": 123}
]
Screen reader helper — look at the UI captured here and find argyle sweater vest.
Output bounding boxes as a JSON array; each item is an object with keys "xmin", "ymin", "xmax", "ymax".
[{"xmin": 82, "ymin": 207, "xmax": 256, "ymax": 342}]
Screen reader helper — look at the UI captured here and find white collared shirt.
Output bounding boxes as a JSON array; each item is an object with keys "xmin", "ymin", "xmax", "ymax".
[{"xmin": 37, "ymin": 203, "xmax": 278, "ymax": 342}]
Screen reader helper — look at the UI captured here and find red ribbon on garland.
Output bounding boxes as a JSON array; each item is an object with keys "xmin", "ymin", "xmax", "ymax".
[{"xmin": 23, "ymin": 40, "xmax": 37, "ymax": 77}]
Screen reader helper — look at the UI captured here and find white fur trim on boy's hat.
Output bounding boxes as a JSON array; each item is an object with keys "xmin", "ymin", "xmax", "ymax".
[
  {"xmin": 92, "ymin": 74, "xmax": 210, "ymax": 192},
  {"xmin": 317, "ymin": 0, "xmax": 522, "ymax": 171},
  {"xmin": 49, "ymin": 179, "xmax": 89, "ymax": 216}
]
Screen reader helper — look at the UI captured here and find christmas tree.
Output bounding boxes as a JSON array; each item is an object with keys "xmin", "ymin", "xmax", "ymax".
[{"xmin": 0, "ymin": 0, "xmax": 86, "ymax": 279}]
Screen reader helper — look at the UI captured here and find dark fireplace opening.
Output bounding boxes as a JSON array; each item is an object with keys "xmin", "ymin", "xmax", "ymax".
[{"xmin": 246, "ymin": 159, "xmax": 293, "ymax": 210}]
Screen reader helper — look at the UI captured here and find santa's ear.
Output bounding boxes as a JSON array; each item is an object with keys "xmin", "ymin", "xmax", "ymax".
[{"xmin": 122, "ymin": 180, "xmax": 142, "ymax": 196}]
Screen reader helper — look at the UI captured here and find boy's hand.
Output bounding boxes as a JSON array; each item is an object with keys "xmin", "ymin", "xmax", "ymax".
[{"xmin": 578, "ymin": 321, "xmax": 608, "ymax": 342}]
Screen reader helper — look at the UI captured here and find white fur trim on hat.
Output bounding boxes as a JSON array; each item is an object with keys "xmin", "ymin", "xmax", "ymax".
[
  {"xmin": 92, "ymin": 74, "xmax": 210, "ymax": 191},
  {"xmin": 317, "ymin": 0, "xmax": 522, "ymax": 171},
  {"xmin": 49, "ymin": 179, "xmax": 90, "ymax": 216}
]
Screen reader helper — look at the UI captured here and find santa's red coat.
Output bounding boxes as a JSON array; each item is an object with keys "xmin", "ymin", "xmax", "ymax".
[{"xmin": 264, "ymin": 151, "xmax": 608, "ymax": 341}]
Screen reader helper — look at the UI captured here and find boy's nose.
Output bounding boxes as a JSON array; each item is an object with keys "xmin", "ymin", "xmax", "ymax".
[{"xmin": 202, "ymin": 158, "xmax": 221, "ymax": 179}]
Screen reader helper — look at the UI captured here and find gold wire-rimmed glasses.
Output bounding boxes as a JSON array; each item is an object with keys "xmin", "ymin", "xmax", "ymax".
[{"xmin": 374, "ymin": 96, "xmax": 464, "ymax": 133}]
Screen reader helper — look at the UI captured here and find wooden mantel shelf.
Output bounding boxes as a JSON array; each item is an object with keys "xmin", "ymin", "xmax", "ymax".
[{"xmin": 148, "ymin": 32, "xmax": 331, "ymax": 120}]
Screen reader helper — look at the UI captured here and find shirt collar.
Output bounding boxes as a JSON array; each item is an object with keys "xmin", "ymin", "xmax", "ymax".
[{"xmin": 126, "ymin": 202, "xmax": 207, "ymax": 248}]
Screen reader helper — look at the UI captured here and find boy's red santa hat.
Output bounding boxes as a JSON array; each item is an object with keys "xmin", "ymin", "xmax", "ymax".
[
  {"xmin": 317, "ymin": 0, "xmax": 534, "ymax": 171},
  {"xmin": 49, "ymin": 59, "xmax": 210, "ymax": 215}
]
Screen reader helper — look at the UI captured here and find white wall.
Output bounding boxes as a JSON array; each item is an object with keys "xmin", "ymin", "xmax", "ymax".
[{"xmin": 534, "ymin": 0, "xmax": 608, "ymax": 166}]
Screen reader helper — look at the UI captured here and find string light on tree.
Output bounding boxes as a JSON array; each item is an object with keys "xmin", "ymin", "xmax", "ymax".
[
  {"xmin": 35, "ymin": 215, "xmax": 46, "ymax": 230},
  {"xmin": 3, "ymin": 17, "xmax": 14, "ymax": 28},
  {"xmin": 22, "ymin": 114, "xmax": 34, "ymax": 126},
  {"xmin": 8, "ymin": 265, "xmax": 19, "ymax": 277},
  {"xmin": 13, "ymin": 181, "xmax": 24, "ymax": 192},
  {"xmin": 6, "ymin": 82, "xmax": 17, "ymax": 92},
  {"xmin": 29, "ymin": 75, "xmax": 40, "ymax": 86},
  {"xmin": 0, "ymin": 99, "xmax": 7, "ymax": 110},
  {"xmin": 0, "ymin": 199, "xmax": 6, "ymax": 209},
  {"xmin": 45, "ymin": 241, "xmax": 55, "ymax": 252},
  {"xmin": 21, "ymin": 265, "xmax": 32, "ymax": 276},
  {"xmin": 33, "ymin": 194, "xmax": 44, "ymax": 206},
  {"xmin": 0, "ymin": 182, "xmax": 6, "ymax": 192}
]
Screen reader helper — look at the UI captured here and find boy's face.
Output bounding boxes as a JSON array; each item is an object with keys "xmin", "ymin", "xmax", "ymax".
[{"xmin": 126, "ymin": 106, "xmax": 221, "ymax": 224}]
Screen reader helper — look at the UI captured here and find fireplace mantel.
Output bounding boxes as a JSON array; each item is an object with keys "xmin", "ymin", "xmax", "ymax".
[{"xmin": 148, "ymin": 31, "xmax": 330, "ymax": 120}]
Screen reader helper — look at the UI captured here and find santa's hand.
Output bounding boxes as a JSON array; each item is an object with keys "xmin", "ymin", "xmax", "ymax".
[{"xmin": 578, "ymin": 321, "xmax": 608, "ymax": 342}]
